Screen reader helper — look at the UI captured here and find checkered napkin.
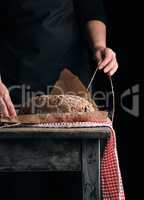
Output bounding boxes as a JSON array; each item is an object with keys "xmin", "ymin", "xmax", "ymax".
[{"xmin": 99, "ymin": 119, "xmax": 125, "ymax": 200}]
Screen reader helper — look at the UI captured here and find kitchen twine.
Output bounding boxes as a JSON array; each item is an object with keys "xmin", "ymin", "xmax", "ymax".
[{"xmin": 87, "ymin": 66, "xmax": 115, "ymax": 124}]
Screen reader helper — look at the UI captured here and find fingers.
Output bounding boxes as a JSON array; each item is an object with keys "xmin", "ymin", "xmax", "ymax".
[
  {"xmin": 95, "ymin": 49, "xmax": 103, "ymax": 65},
  {"xmin": 0, "ymin": 97, "xmax": 9, "ymax": 117},
  {"xmin": 95, "ymin": 47, "xmax": 118, "ymax": 76},
  {"xmin": 98, "ymin": 48, "xmax": 114, "ymax": 70},
  {"xmin": 103, "ymin": 54, "xmax": 118, "ymax": 72},
  {"xmin": 108, "ymin": 62, "xmax": 119, "ymax": 76},
  {"xmin": 3, "ymin": 93, "xmax": 17, "ymax": 117},
  {"xmin": 0, "ymin": 81, "xmax": 17, "ymax": 117},
  {"xmin": 103, "ymin": 59, "xmax": 118, "ymax": 76},
  {"xmin": 103, "ymin": 59, "xmax": 115, "ymax": 73}
]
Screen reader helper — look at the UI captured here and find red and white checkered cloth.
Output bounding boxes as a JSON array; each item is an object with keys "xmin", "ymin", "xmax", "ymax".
[{"xmin": 100, "ymin": 119, "xmax": 125, "ymax": 200}]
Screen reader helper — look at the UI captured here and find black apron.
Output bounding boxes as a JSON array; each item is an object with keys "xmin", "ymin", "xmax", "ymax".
[{"xmin": 0, "ymin": 0, "xmax": 90, "ymax": 102}]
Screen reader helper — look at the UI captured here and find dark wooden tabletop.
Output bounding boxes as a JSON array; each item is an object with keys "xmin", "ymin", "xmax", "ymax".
[{"xmin": 0, "ymin": 127, "xmax": 110, "ymax": 139}]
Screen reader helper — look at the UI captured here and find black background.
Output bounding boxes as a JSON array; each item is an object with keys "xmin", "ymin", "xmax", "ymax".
[
  {"xmin": 103, "ymin": 0, "xmax": 130, "ymax": 198},
  {"xmin": 0, "ymin": 1, "xmax": 141, "ymax": 199},
  {"xmin": 103, "ymin": 0, "xmax": 142, "ymax": 199}
]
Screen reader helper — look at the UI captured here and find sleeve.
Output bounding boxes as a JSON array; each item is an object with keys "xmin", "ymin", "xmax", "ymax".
[{"xmin": 74, "ymin": 0, "xmax": 107, "ymax": 25}]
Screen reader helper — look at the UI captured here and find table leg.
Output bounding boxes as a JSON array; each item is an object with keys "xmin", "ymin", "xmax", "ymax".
[{"xmin": 82, "ymin": 139, "xmax": 101, "ymax": 200}]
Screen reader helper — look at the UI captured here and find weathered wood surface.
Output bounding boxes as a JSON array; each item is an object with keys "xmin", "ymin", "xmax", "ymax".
[
  {"xmin": 0, "ymin": 127, "xmax": 110, "ymax": 139},
  {"xmin": 0, "ymin": 127, "xmax": 109, "ymax": 200},
  {"xmin": 0, "ymin": 139, "xmax": 81, "ymax": 172},
  {"xmin": 82, "ymin": 140, "xmax": 101, "ymax": 200}
]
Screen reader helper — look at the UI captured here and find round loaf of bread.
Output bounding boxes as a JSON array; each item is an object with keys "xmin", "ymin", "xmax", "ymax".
[{"xmin": 19, "ymin": 95, "xmax": 96, "ymax": 114}]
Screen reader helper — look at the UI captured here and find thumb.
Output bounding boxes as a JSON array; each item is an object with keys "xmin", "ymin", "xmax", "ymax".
[
  {"xmin": 94, "ymin": 50, "xmax": 103, "ymax": 66},
  {"xmin": 4, "ymin": 93, "xmax": 17, "ymax": 117}
]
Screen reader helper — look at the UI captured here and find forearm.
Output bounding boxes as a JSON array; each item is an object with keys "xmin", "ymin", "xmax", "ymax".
[
  {"xmin": 86, "ymin": 20, "xmax": 106, "ymax": 50},
  {"xmin": 85, "ymin": 20, "xmax": 118, "ymax": 76}
]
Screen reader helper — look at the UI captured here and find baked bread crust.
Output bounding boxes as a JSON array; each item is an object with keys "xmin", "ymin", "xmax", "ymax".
[{"xmin": 19, "ymin": 95, "xmax": 96, "ymax": 114}]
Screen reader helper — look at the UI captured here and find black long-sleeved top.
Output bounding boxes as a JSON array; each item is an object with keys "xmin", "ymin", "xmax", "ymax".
[
  {"xmin": 0, "ymin": 0, "xmax": 106, "ymax": 92},
  {"xmin": 74, "ymin": 0, "xmax": 106, "ymax": 23}
]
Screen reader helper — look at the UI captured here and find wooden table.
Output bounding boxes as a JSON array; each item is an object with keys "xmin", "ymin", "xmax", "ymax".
[{"xmin": 0, "ymin": 127, "xmax": 110, "ymax": 200}]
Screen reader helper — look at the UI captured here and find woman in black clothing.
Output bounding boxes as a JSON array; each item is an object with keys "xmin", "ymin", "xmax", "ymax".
[
  {"xmin": 0, "ymin": 0, "xmax": 118, "ymax": 199},
  {"xmin": 0, "ymin": 0, "xmax": 118, "ymax": 115}
]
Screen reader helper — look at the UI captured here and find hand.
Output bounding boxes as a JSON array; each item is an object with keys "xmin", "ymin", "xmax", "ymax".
[
  {"xmin": 94, "ymin": 47, "xmax": 118, "ymax": 76},
  {"xmin": 0, "ymin": 81, "xmax": 17, "ymax": 117}
]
